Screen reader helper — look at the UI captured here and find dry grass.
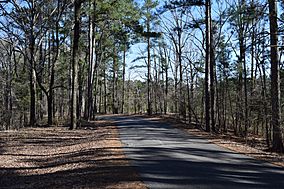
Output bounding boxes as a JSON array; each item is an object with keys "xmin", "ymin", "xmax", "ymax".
[{"xmin": 0, "ymin": 120, "xmax": 147, "ymax": 189}]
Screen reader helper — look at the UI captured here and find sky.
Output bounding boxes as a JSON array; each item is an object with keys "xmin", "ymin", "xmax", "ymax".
[
  {"xmin": 126, "ymin": 0, "xmax": 272, "ymax": 81},
  {"xmin": 126, "ymin": 0, "xmax": 172, "ymax": 81}
]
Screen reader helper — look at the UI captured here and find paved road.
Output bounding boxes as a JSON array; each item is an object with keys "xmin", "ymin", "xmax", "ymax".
[{"xmin": 108, "ymin": 116, "xmax": 284, "ymax": 189}]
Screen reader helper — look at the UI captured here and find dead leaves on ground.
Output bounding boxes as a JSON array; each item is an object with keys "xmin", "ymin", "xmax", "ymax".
[{"xmin": 0, "ymin": 120, "xmax": 147, "ymax": 189}]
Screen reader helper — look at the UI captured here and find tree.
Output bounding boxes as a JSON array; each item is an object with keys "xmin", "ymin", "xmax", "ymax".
[
  {"xmin": 141, "ymin": 0, "xmax": 160, "ymax": 115},
  {"xmin": 0, "ymin": 0, "xmax": 59, "ymax": 127},
  {"xmin": 70, "ymin": 0, "xmax": 82, "ymax": 130},
  {"xmin": 162, "ymin": 3, "xmax": 191, "ymax": 118},
  {"xmin": 268, "ymin": 0, "xmax": 284, "ymax": 153},
  {"xmin": 85, "ymin": 0, "xmax": 96, "ymax": 121},
  {"xmin": 205, "ymin": 0, "xmax": 212, "ymax": 132}
]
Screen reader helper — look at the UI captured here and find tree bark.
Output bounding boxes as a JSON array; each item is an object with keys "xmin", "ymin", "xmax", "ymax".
[
  {"xmin": 209, "ymin": 2, "xmax": 215, "ymax": 132},
  {"xmin": 112, "ymin": 46, "xmax": 118, "ymax": 114},
  {"xmin": 147, "ymin": 18, "xmax": 152, "ymax": 115},
  {"xmin": 121, "ymin": 45, "xmax": 126, "ymax": 114},
  {"xmin": 29, "ymin": 34, "xmax": 36, "ymax": 127},
  {"xmin": 85, "ymin": 0, "xmax": 96, "ymax": 120},
  {"xmin": 164, "ymin": 48, "xmax": 169, "ymax": 115},
  {"xmin": 205, "ymin": 0, "xmax": 211, "ymax": 132},
  {"xmin": 178, "ymin": 27, "xmax": 185, "ymax": 119},
  {"xmin": 28, "ymin": 2, "xmax": 37, "ymax": 127},
  {"xmin": 268, "ymin": 0, "xmax": 284, "ymax": 153},
  {"xmin": 104, "ymin": 67, "xmax": 107, "ymax": 114},
  {"xmin": 70, "ymin": 0, "xmax": 82, "ymax": 130}
]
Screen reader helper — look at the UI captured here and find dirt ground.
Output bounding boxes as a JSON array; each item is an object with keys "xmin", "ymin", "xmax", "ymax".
[
  {"xmin": 143, "ymin": 115, "xmax": 284, "ymax": 168},
  {"xmin": 0, "ymin": 120, "xmax": 147, "ymax": 189}
]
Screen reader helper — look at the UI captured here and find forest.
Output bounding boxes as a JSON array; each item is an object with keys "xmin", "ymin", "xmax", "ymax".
[{"xmin": 0, "ymin": 0, "xmax": 284, "ymax": 154}]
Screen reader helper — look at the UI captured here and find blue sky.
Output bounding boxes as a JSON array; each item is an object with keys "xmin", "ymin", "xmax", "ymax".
[{"xmin": 126, "ymin": 0, "xmax": 272, "ymax": 81}]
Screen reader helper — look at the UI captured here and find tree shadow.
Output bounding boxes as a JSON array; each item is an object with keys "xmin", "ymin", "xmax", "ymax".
[
  {"xmin": 110, "ymin": 115, "xmax": 284, "ymax": 189},
  {"xmin": 122, "ymin": 146, "xmax": 284, "ymax": 188},
  {"xmin": 0, "ymin": 122, "xmax": 143, "ymax": 189},
  {"xmin": 0, "ymin": 156, "xmax": 141, "ymax": 189}
]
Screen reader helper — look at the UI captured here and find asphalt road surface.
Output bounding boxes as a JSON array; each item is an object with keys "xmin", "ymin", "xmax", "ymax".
[{"xmin": 107, "ymin": 115, "xmax": 284, "ymax": 189}]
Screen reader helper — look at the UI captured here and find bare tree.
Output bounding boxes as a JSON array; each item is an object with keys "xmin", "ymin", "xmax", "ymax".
[
  {"xmin": 268, "ymin": 0, "xmax": 284, "ymax": 152},
  {"xmin": 70, "ymin": 0, "xmax": 82, "ymax": 130}
]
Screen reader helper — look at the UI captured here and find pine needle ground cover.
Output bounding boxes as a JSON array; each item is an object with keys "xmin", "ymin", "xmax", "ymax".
[{"xmin": 0, "ymin": 120, "xmax": 146, "ymax": 189}]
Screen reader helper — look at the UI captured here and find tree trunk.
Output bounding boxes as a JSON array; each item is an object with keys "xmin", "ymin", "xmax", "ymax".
[
  {"xmin": 121, "ymin": 45, "xmax": 126, "ymax": 114},
  {"xmin": 78, "ymin": 58, "xmax": 84, "ymax": 124},
  {"xmin": 70, "ymin": 0, "xmax": 82, "ymax": 130},
  {"xmin": 242, "ymin": 39, "xmax": 248, "ymax": 137},
  {"xmin": 268, "ymin": 0, "xmax": 284, "ymax": 153},
  {"xmin": 47, "ymin": 95, "xmax": 53, "ymax": 126},
  {"xmin": 210, "ymin": 9, "xmax": 215, "ymax": 132},
  {"xmin": 48, "ymin": 30, "xmax": 57, "ymax": 126},
  {"xmin": 205, "ymin": 0, "xmax": 211, "ymax": 132},
  {"xmin": 104, "ymin": 67, "xmax": 107, "ymax": 114},
  {"xmin": 154, "ymin": 48, "xmax": 158, "ymax": 114},
  {"xmin": 261, "ymin": 28, "xmax": 270, "ymax": 147},
  {"xmin": 28, "ymin": 15, "xmax": 36, "ymax": 127},
  {"xmin": 99, "ymin": 79, "xmax": 102, "ymax": 113},
  {"xmin": 85, "ymin": 0, "xmax": 96, "ymax": 120},
  {"xmin": 178, "ymin": 28, "xmax": 185, "ymax": 119},
  {"xmin": 4, "ymin": 47, "xmax": 13, "ymax": 130},
  {"xmin": 29, "ymin": 51, "xmax": 36, "ymax": 127},
  {"xmin": 112, "ymin": 46, "xmax": 118, "ymax": 114},
  {"xmin": 93, "ymin": 69, "xmax": 98, "ymax": 119},
  {"xmin": 147, "ymin": 18, "xmax": 152, "ymax": 115},
  {"xmin": 186, "ymin": 70, "xmax": 192, "ymax": 127},
  {"xmin": 164, "ymin": 49, "xmax": 169, "ymax": 115}
]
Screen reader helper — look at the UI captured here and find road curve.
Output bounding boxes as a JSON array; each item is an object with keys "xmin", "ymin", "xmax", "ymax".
[{"xmin": 105, "ymin": 115, "xmax": 284, "ymax": 189}]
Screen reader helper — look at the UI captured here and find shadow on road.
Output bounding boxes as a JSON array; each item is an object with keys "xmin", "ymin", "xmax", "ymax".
[{"xmin": 111, "ymin": 115, "xmax": 284, "ymax": 189}]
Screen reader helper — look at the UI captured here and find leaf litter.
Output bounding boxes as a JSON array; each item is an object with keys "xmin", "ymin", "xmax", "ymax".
[{"xmin": 0, "ymin": 120, "xmax": 147, "ymax": 189}]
